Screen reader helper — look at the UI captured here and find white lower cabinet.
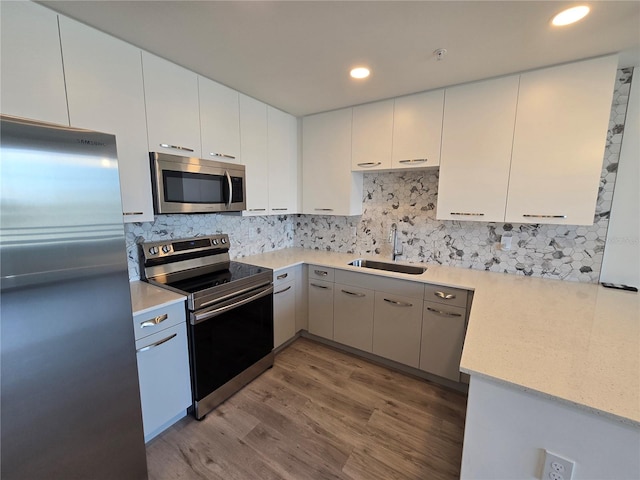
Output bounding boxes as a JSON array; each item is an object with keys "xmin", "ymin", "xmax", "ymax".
[
  {"xmin": 372, "ymin": 291, "xmax": 423, "ymax": 368},
  {"xmin": 133, "ymin": 303, "xmax": 191, "ymax": 442},
  {"xmin": 420, "ymin": 302, "xmax": 467, "ymax": 381},
  {"xmin": 274, "ymin": 278, "xmax": 296, "ymax": 348},
  {"xmin": 308, "ymin": 279, "xmax": 334, "ymax": 339},
  {"xmin": 333, "ymin": 283, "xmax": 374, "ymax": 352}
]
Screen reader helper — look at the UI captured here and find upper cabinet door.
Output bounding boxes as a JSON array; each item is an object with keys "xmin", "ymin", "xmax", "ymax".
[
  {"xmin": 351, "ymin": 100, "xmax": 393, "ymax": 171},
  {"xmin": 267, "ymin": 107, "xmax": 298, "ymax": 215},
  {"xmin": 60, "ymin": 17, "xmax": 153, "ymax": 223},
  {"xmin": 240, "ymin": 94, "xmax": 269, "ymax": 215},
  {"xmin": 302, "ymin": 108, "xmax": 363, "ymax": 216},
  {"xmin": 437, "ymin": 76, "xmax": 519, "ymax": 222},
  {"xmin": 392, "ymin": 90, "xmax": 444, "ymax": 169},
  {"xmin": 199, "ymin": 77, "xmax": 241, "ymax": 164},
  {"xmin": 142, "ymin": 52, "xmax": 201, "ymax": 158},
  {"xmin": 506, "ymin": 55, "xmax": 618, "ymax": 226},
  {"xmin": 0, "ymin": 2, "xmax": 68, "ymax": 125}
]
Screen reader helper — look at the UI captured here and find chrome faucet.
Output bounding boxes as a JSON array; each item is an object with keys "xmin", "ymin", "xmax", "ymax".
[{"xmin": 390, "ymin": 223, "xmax": 403, "ymax": 261}]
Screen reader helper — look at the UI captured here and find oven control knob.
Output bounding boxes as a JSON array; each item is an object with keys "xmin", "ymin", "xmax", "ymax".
[
  {"xmin": 162, "ymin": 245, "xmax": 171, "ymax": 254},
  {"xmin": 148, "ymin": 246, "xmax": 159, "ymax": 255},
  {"xmin": 221, "ymin": 238, "xmax": 227, "ymax": 244},
  {"xmin": 212, "ymin": 239, "xmax": 218, "ymax": 245}
]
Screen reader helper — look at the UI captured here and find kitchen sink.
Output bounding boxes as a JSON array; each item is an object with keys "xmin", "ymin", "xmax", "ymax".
[{"xmin": 349, "ymin": 259, "xmax": 427, "ymax": 275}]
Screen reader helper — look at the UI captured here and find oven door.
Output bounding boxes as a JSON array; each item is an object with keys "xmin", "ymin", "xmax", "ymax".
[
  {"xmin": 151, "ymin": 152, "xmax": 245, "ymax": 214},
  {"xmin": 188, "ymin": 283, "xmax": 273, "ymax": 417}
]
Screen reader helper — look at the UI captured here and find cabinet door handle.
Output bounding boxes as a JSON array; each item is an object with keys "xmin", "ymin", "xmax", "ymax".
[
  {"xmin": 426, "ymin": 306, "xmax": 463, "ymax": 317},
  {"xmin": 523, "ymin": 214, "xmax": 567, "ymax": 219},
  {"xmin": 356, "ymin": 162, "xmax": 382, "ymax": 168},
  {"xmin": 398, "ymin": 158, "xmax": 428, "ymax": 164},
  {"xmin": 123, "ymin": 212, "xmax": 144, "ymax": 216},
  {"xmin": 434, "ymin": 291, "xmax": 456, "ymax": 300},
  {"xmin": 383, "ymin": 298, "xmax": 413, "ymax": 307},
  {"xmin": 140, "ymin": 313, "xmax": 168, "ymax": 328},
  {"xmin": 210, "ymin": 152, "xmax": 236, "ymax": 160},
  {"xmin": 274, "ymin": 285, "xmax": 292, "ymax": 295},
  {"xmin": 136, "ymin": 333, "xmax": 177, "ymax": 353},
  {"xmin": 159, "ymin": 144, "xmax": 194, "ymax": 153},
  {"xmin": 248, "ymin": 208, "xmax": 267, "ymax": 212},
  {"xmin": 450, "ymin": 212, "xmax": 485, "ymax": 217},
  {"xmin": 272, "ymin": 208, "xmax": 288, "ymax": 211},
  {"xmin": 314, "ymin": 270, "xmax": 328, "ymax": 276},
  {"xmin": 310, "ymin": 283, "xmax": 330, "ymax": 290},
  {"xmin": 276, "ymin": 273, "xmax": 288, "ymax": 280},
  {"xmin": 341, "ymin": 289, "xmax": 366, "ymax": 297},
  {"xmin": 314, "ymin": 208, "xmax": 334, "ymax": 212}
]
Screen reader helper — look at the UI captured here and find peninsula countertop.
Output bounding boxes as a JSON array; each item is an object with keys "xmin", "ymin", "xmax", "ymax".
[{"xmin": 239, "ymin": 247, "xmax": 640, "ymax": 426}]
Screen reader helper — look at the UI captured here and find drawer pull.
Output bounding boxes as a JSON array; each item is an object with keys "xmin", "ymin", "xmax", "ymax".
[
  {"xmin": 276, "ymin": 273, "xmax": 289, "ymax": 280},
  {"xmin": 272, "ymin": 208, "xmax": 288, "ymax": 211},
  {"xmin": 450, "ymin": 212, "xmax": 484, "ymax": 216},
  {"xmin": 210, "ymin": 152, "xmax": 236, "ymax": 160},
  {"xmin": 314, "ymin": 208, "xmax": 334, "ymax": 212},
  {"xmin": 248, "ymin": 208, "xmax": 267, "ymax": 212},
  {"xmin": 310, "ymin": 283, "xmax": 330, "ymax": 290},
  {"xmin": 341, "ymin": 289, "xmax": 366, "ymax": 298},
  {"xmin": 426, "ymin": 306, "xmax": 462, "ymax": 317},
  {"xmin": 159, "ymin": 144, "xmax": 194, "ymax": 152},
  {"xmin": 398, "ymin": 158, "xmax": 428, "ymax": 164},
  {"xmin": 123, "ymin": 212, "xmax": 144, "ymax": 216},
  {"xmin": 383, "ymin": 298, "xmax": 413, "ymax": 307},
  {"xmin": 356, "ymin": 162, "xmax": 382, "ymax": 168},
  {"xmin": 136, "ymin": 333, "xmax": 177, "ymax": 353},
  {"xmin": 314, "ymin": 270, "xmax": 328, "ymax": 276},
  {"xmin": 523, "ymin": 214, "xmax": 567, "ymax": 219},
  {"xmin": 274, "ymin": 286, "xmax": 292, "ymax": 295},
  {"xmin": 140, "ymin": 313, "xmax": 168, "ymax": 328},
  {"xmin": 434, "ymin": 291, "xmax": 456, "ymax": 300}
]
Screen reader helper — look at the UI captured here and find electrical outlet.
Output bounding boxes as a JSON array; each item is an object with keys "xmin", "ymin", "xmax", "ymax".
[
  {"xmin": 541, "ymin": 450, "xmax": 575, "ymax": 480},
  {"xmin": 500, "ymin": 234, "xmax": 512, "ymax": 251}
]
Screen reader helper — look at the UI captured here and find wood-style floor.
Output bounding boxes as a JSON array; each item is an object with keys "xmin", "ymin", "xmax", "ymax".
[{"xmin": 146, "ymin": 338, "xmax": 468, "ymax": 480}]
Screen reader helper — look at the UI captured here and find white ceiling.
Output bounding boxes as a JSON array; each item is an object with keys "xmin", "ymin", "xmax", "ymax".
[{"xmin": 39, "ymin": 1, "xmax": 640, "ymax": 117}]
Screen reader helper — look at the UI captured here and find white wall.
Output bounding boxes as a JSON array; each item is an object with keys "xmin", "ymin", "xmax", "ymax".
[
  {"xmin": 600, "ymin": 68, "xmax": 640, "ymax": 288},
  {"xmin": 461, "ymin": 376, "xmax": 640, "ymax": 480}
]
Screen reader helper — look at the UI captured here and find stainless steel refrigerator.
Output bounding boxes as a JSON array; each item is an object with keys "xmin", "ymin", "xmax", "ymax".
[{"xmin": 0, "ymin": 115, "xmax": 148, "ymax": 479}]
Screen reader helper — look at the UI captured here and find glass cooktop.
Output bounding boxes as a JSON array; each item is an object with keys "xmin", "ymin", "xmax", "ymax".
[{"xmin": 162, "ymin": 261, "xmax": 270, "ymax": 294}]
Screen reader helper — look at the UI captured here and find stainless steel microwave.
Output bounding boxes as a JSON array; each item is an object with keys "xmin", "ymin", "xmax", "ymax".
[{"xmin": 150, "ymin": 152, "xmax": 246, "ymax": 214}]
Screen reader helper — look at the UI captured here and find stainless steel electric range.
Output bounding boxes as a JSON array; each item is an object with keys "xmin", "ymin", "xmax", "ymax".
[{"xmin": 141, "ymin": 235, "xmax": 274, "ymax": 420}]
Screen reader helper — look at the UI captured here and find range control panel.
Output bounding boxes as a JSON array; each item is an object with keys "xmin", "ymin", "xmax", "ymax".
[{"xmin": 141, "ymin": 234, "xmax": 229, "ymax": 262}]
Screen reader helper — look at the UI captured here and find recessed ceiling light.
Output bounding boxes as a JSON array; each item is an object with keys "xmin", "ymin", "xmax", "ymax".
[
  {"xmin": 551, "ymin": 5, "xmax": 590, "ymax": 26},
  {"xmin": 350, "ymin": 67, "xmax": 370, "ymax": 79}
]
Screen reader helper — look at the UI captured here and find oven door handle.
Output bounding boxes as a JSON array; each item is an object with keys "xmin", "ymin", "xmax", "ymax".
[{"xmin": 191, "ymin": 284, "xmax": 273, "ymax": 325}]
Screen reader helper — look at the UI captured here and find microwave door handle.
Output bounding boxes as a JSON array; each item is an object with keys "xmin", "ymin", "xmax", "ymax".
[{"xmin": 225, "ymin": 170, "xmax": 232, "ymax": 209}]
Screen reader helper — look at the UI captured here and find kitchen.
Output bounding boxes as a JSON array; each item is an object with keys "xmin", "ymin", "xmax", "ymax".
[{"xmin": 1, "ymin": 1, "xmax": 639, "ymax": 479}]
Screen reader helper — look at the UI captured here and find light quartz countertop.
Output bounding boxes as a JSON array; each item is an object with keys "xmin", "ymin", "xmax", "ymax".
[
  {"xmin": 130, "ymin": 280, "xmax": 186, "ymax": 316},
  {"xmin": 239, "ymin": 247, "xmax": 640, "ymax": 426}
]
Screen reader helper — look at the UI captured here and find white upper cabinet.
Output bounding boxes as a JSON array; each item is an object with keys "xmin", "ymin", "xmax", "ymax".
[
  {"xmin": 351, "ymin": 100, "xmax": 394, "ymax": 171},
  {"xmin": 240, "ymin": 94, "xmax": 269, "ymax": 215},
  {"xmin": 268, "ymin": 107, "xmax": 298, "ymax": 215},
  {"xmin": 302, "ymin": 108, "xmax": 363, "ymax": 215},
  {"xmin": 506, "ymin": 55, "xmax": 618, "ymax": 225},
  {"xmin": 142, "ymin": 52, "xmax": 201, "ymax": 158},
  {"xmin": 199, "ymin": 77, "xmax": 241, "ymax": 164},
  {"xmin": 437, "ymin": 75, "xmax": 519, "ymax": 222},
  {"xmin": 59, "ymin": 17, "xmax": 153, "ymax": 223},
  {"xmin": 0, "ymin": 2, "xmax": 68, "ymax": 125},
  {"xmin": 392, "ymin": 90, "xmax": 444, "ymax": 169}
]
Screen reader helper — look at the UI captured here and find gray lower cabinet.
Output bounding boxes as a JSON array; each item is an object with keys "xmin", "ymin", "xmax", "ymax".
[
  {"xmin": 308, "ymin": 279, "xmax": 334, "ymax": 339},
  {"xmin": 372, "ymin": 291, "xmax": 423, "ymax": 368},
  {"xmin": 274, "ymin": 278, "xmax": 296, "ymax": 348},
  {"xmin": 133, "ymin": 302, "xmax": 191, "ymax": 442},
  {"xmin": 333, "ymin": 283, "xmax": 375, "ymax": 352},
  {"xmin": 420, "ymin": 301, "xmax": 467, "ymax": 381}
]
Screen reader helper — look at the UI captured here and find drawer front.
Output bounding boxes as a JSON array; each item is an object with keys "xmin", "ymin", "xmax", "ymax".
[
  {"xmin": 336, "ymin": 269, "xmax": 423, "ymax": 299},
  {"xmin": 308, "ymin": 264, "xmax": 335, "ymax": 282},
  {"xmin": 132, "ymin": 301, "xmax": 185, "ymax": 341},
  {"xmin": 424, "ymin": 284, "xmax": 468, "ymax": 308},
  {"xmin": 274, "ymin": 265, "xmax": 298, "ymax": 287},
  {"xmin": 135, "ymin": 322, "xmax": 191, "ymax": 440}
]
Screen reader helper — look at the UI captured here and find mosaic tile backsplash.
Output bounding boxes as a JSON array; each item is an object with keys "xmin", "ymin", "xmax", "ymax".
[{"xmin": 126, "ymin": 68, "xmax": 632, "ymax": 283}]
